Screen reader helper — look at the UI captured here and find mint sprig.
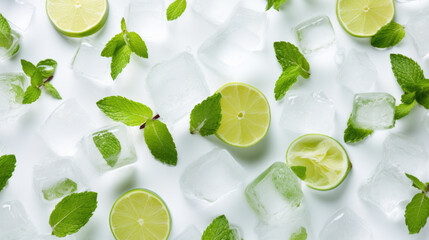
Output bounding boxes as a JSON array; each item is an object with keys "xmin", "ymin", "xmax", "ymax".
[
  {"xmin": 96, "ymin": 96, "xmax": 178, "ymax": 166},
  {"xmin": 167, "ymin": 0, "xmax": 187, "ymax": 21},
  {"xmin": 273, "ymin": 42, "xmax": 310, "ymax": 100},
  {"xmin": 266, "ymin": 0, "xmax": 288, "ymax": 11},
  {"xmin": 102, "ymin": 18, "xmax": 148, "ymax": 80},
  {"xmin": 93, "ymin": 130, "xmax": 121, "ymax": 167},
  {"xmin": 202, "ymin": 215, "xmax": 237, "ymax": 240},
  {"xmin": 0, "ymin": 154, "xmax": 16, "ymax": 192},
  {"xmin": 343, "ymin": 115, "xmax": 373, "ymax": 144},
  {"xmin": 0, "ymin": 14, "xmax": 19, "ymax": 55},
  {"xmin": 371, "ymin": 22, "xmax": 405, "ymax": 49},
  {"xmin": 404, "ymin": 173, "xmax": 429, "ymax": 234},
  {"xmin": 189, "ymin": 93, "xmax": 222, "ymax": 136}
]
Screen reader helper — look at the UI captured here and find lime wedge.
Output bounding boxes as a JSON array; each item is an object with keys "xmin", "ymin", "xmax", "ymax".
[
  {"xmin": 215, "ymin": 82, "xmax": 271, "ymax": 148},
  {"xmin": 336, "ymin": 0, "xmax": 395, "ymax": 37},
  {"xmin": 109, "ymin": 189, "xmax": 171, "ymax": 240},
  {"xmin": 46, "ymin": 0, "xmax": 108, "ymax": 37},
  {"xmin": 286, "ymin": 134, "xmax": 351, "ymax": 191}
]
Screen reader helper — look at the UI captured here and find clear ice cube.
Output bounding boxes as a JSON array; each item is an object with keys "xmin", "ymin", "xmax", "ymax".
[
  {"xmin": 280, "ymin": 91, "xmax": 335, "ymax": 134},
  {"xmin": 146, "ymin": 52, "xmax": 209, "ymax": 123},
  {"xmin": 0, "ymin": 200, "xmax": 37, "ymax": 240},
  {"xmin": 359, "ymin": 162, "xmax": 418, "ymax": 220},
  {"xmin": 127, "ymin": 0, "xmax": 167, "ymax": 41},
  {"xmin": 82, "ymin": 123, "xmax": 137, "ymax": 171},
  {"xmin": 40, "ymin": 99, "xmax": 95, "ymax": 156},
  {"xmin": 198, "ymin": 7, "xmax": 267, "ymax": 74},
  {"xmin": 180, "ymin": 148, "xmax": 246, "ymax": 203},
  {"xmin": 350, "ymin": 92, "xmax": 396, "ymax": 130},
  {"xmin": 245, "ymin": 162, "xmax": 304, "ymax": 224},
  {"xmin": 192, "ymin": 0, "xmax": 241, "ymax": 24},
  {"xmin": 0, "ymin": 0, "xmax": 35, "ymax": 31},
  {"xmin": 407, "ymin": 13, "xmax": 429, "ymax": 57},
  {"xmin": 320, "ymin": 208, "xmax": 372, "ymax": 240},
  {"xmin": 33, "ymin": 158, "xmax": 86, "ymax": 202},
  {"xmin": 338, "ymin": 49, "xmax": 377, "ymax": 93},
  {"xmin": 72, "ymin": 39, "xmax": 111, "ymax": 84},
  {"xmin": 174, "ymin": 225, "xmax": 201, "ymax": 240},
  {"xmin": 295, "ymin": 16, "xmax": 335, "ymax": 54},
  {"xmin": 0, "ymin": 73, "xmax": 29, "ymax": 122},
  {"xmin": 0, "ymin": 30, "xmax": 20, "ymax": 62}
]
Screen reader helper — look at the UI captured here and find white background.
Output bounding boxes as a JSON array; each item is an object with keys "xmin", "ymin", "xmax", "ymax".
[{"xmin": 1, "ymin": 0, "xmax": 429, "ymax": 239}]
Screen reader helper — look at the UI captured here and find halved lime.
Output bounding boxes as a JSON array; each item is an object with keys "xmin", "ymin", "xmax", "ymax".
[
  {"xmin": 286, "ymin": 134, "xmax": 351, "ymax": 191},
  {"xmin": 215, "ymin": 82, "xmax": 271, "ymax": 148},
  {"xmin": 109, "ymin": 189, "xmax": 171, "ymax": 240},
  {"xmin": 336, "ymin": 0, "xmax": 395, "ymax": 37},
  {"xmin": 46, "ymin": 0, "xmax": 108, "ymax": 37}
]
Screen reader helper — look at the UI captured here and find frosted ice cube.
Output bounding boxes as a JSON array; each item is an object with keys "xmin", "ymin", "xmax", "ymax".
[
  {"xmin": 295, "ymin": 16, "xmax": 335, "ymax": 54},
  {"xmin": 245, "ymin": 162, "xmax": 304, "ymax": 224},
  {"xmin": 359, "ymin": 162, "xmax": 418, "ymax": 220},
  {"xmin": 0, "ymin": 200, "xmax": 37, "ymax": 240},
  {"xmin": 338, "ymin": 49, "xmax": 377, "ymax": 93},
  {"xmin": 350, "ymin": 92, "xmax": 396, "ymax": 130},
  {"xmin": 320, "ymin": 208, "xmax": 372, "ymax": 240},
  {"xmin": 383, "ymin": 134, "xmax": 429, "ymax": 179},
  {"xmin": 72, "ymin": 39, "xmax": 111, "ymax": 84},
  {"xmin": 280, "ymin": 91, "xmax": 335, "ymax": 134},
  {"xmin": 198, "ymin": 7, "xmax": 267, "ymax": 74},
  {"xmin": 407, "ymin": 13, "xmax": 429, "ymax": 57},
  {"xmin": 180, "ymin": 148, "xmax": 246, "ymax": 203},
  {"xmin": 0, "ymin": 30, "xmax": 20, "ymax": 62},
  {"xmin": 127, "ymin": 0, "xmax": 167, "ymax": 41},
  {"xmin": 192, "ymin": 0, "xmax": 241, "ymax": 24},
  {"xmin": 174, "ymin": 225, "xmax": 201, "ymax": 240},
  {"xmin": 33, "ymin": 158, "xmax": 86, "ymax": 202},
  {"xmin": 0, "ymin": 0, "xmax": 35, "ymax": 31},
  {"xmin": 0, "ymin": 73, "xmax": 29, "ymax": 123},
  {"xmin": 83, "ymin": 123, "xmax": 137, "ymax": 171},
  {"xmin": 40, "ymin": 99, "xmax": 95, "ymax": 156},
  {"xmin": 146, "ymin": 52, "xmax": 209, "ymax": 123}
]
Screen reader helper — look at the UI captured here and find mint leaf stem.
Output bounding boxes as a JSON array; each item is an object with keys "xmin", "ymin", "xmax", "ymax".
[{"xmin": 140, "ymin": 114, "xmax": 160, "ymax": 129}]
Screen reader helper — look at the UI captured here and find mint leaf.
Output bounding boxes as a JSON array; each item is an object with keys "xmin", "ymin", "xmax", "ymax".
[
  {"xmin": 0, "ymin": 14, "xmax": 13, "ymax": 49},
  {"xmin": 101, "ymin": 33, "xmax": 125, "ymax": 57},
  {"xmin": 42, "ymin": 178, "xmax": 77, "ymax": 201},
  {"xmin": 416, "ymin": 88, "xmax": 429, "ymax": 109},
  {"xmin": 93, "ymin": 130, "xmax": 121, "ymax": 167},
  {"xmin": 96, "ymin": 96, "xmax": 153, "ymax": 126},
  {"xmin": 22, "ymin": 85, "xmax": 41, "ymax": 104},
  {"xmin": 274, "ymin": 66, "xmax": 300, "ymax": 100},
  {"xmin": 290, "ymin": 227, "xmax": 307, "ymax": 240},
  {"xmin": 121, "ymin": 18, "xmax": 127, "ymax": 32},
  {"xmin": 371, "ymin": 22, "xmax": 405, "ymax": 48},
  {"xmin": 344, "ymin": 116, "xmax": 373, "ymax": 143},
  {"xmin": 111, "ymin": 44, "xmax": 132, "ymax": 80},
  {"xmin": 49, "ymin": 191, "xmax": 98, "ymax": 237},
  {"xmin": 144, "ymin": 120, "xmax": 178, "ymax": 166},
  {"xmin": 167, "ymin": 0, "xmax": 187, "ymax": 21},
  {"xmin": 202, "ymin": 215, "xmax": 235, "ymax": 240},
  {"xmin": 11, "ymin": 84, "xmax": 24, "ymax": 103},
  {"xmin": 0, "ymin": 154, "xmax": 16, "ymax": 192},
  {"xmin": 401, "ymin": 92, "xmax": 416, "ymax": 104},
  {"xmin": 406, "ymin": 173, "xmax": 427, "ymax": 192},
  {"xmin": 291, "ymin": 166, "xmax": 306, "ymax": 180},
  {"xmin": 274, "ymin": 41, "xmax": 310, "ymax": 78},
  {"xmin": 189, "ymin": 93, "xmax": 222, "ymax": 136},
  {"xmin": 395, "ymin": 100, "xmax": 416, "ymax": 120},
  {"xmin": 266, "ymin": 0, "xmax": 287, "ymax": 11},
  {"xmin": 390, "ymin": 54, "xmax": 425, "ymax": 93},
  {"xmin": 37, "ymin": 59, "xmax": 57, "ymax": 78},
  {"xmin": 405, "ymin": 193, "xmax": 429, "ymax": 234},
  {"xmin": 126, "ymin": 32, "xmax": 148, "ymax": 58},
  {"xmin": 44, "ymin": 82, "xmax": 62, "ymax": 99},
  {"xmin": 21, "ymin": 59, "xmax": 43, "ymax": 86}
]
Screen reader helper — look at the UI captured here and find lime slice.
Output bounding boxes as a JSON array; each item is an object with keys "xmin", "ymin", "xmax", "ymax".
[
  {"xmin": 286, "ymin": 134, "xmax": 351, "ymax": 191},
  {"xmin": 109, "ymin": 189, "xmax": 171, "ymax": 240},
  {"xmin": 336, "ymin": 0, "xmax": 395, "ymax": 37},
  {"xmin": 46, "ymin": 0, "xmax": 108, "ymax": 37},
  {"xmin": 215, "ymin": 82, "xmax": 271, "ymax": 148}
]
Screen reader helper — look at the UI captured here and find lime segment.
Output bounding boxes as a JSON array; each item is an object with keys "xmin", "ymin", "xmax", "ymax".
[
  {"xmin": 286, "ymin": 134, "xmax": 351, "ymax": 191},
  {"xmin": 109, "ymin": 189, "xmax": 171, "ymax": 240}
]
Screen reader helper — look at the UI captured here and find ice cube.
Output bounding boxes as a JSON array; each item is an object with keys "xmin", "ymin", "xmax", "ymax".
[
  {"xmin": 127, "ymin": 0, "xmax": 167, "ymax": 41},
  {"xmin": 0, "ymin": 30, "xmax": 20, "ymax": 62},
  {"xmin": 0, "ymin": 73, "xmax": 29, "ymax": 122},
  {"xmin": 40, "ymin": 99, "xmax": 95, "ymax": 156},
  {"xmin": 350, "ymin": 92, "xmax": 396, "ymax": 130},
  {"xmin": 320, "ymin": 208, "xmax": 372, "ymax": 240},
  {"xmin": 245, "ymin": 162, "xmax": 304, "ymax": 224},
  {"xmin": 174, "ymin": 225, "xmax": 201, "ymax": 240},
  {"xmin": 0, "ymin": 200, "xmax": 37, "ymax": 240},
  {"xmin": 280, "ymin": 91, "xmax": 335, "ymax": 134},
  {"xmin": 407, "ymin": 12, "xmax": 429, "ymax": 57},
  {"xmin": 295, "ymin": 16, "xmax": 335, "ymax": 54},
  {"xmin": 33, "ymin": 158, "xmax": 87, "ymax": 202},
  {"xmin": 198, "ymin": 7, "xmax": 268, "ymax": 74},
  {"xmin": 383, "ymin": 134, "xmax": 429, "ymax": 179},
  {"xmin": 359, "ymin": 162, "xmax": 418, "ymax": 220},
  {"xmin": 72, "ymin": 39, "xmax": 111, "ymax": 84},
  {"xmin": 82, "ymin": 123, "xmax": 137, "ymax": 171},
  {"xmin": 0, "ymin": 0, "xmax": 35, "ymax": 31},
  {"xmin": 230, "ymin": 225, "xmax": 243, "ymax": 240},
  {"xmin": 180, "ymin": 148, "xmax": 246, "ymax": 203},
  {"xmin": 338, "ymin": 49, "xmax": 377, "ymax": 93},
  {"xmin": 192, "ymin": 0, "xmax": 241, "ymax": 24},
  {"xmin": 146, "ymin": 52, "xmax": 209, "ymax": 123}
]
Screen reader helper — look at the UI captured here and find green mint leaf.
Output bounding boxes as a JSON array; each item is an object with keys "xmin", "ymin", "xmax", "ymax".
[
  {"xmin": 401, "ymin": 92, "xmax": 416, "ymax": 104},
  {"xmin": 37, "ymin": 59, "xmax": 57, "ymax": 78},
  {"xmin": 266, "ymin": 0, "xmax": 287, "ymax": 11},
  {"xmin": 274, "ymin": 41, "xmax": 310, "ymax": 79},
  {"xmin": 202, "ymin": 215, "xmax": 235, "ymax": 240},
  {"xmin": 21, "ymin": 59, "xmax": 37, "ymax": 79},
  {"xmin": 166, "ymin": 0, "xmax": 187, "ymax": 21},
  {"xmin": 144, "ymin": 120, "xmax": 178, "ymax": 166},
  {"xmin": 49, "ymin": 191, "xmax": 98, "ymax": 237},
  {"xmin": 416, "ymin": 88, "xmax": 429, "ymax": 109},
  {"xmin": 126, "ymin": 32, "xmax": 148, "ymax": 58},
  {"xmin": 395, "ymin": 100, "xmax": 416, "ymax": 120},
  {"xmin": 290, "ymin": 227, "xmax": 307, "ymax": 240},
  {"xmin": 111, "ymin": 44, "xmax": 132, "ymax": 80},
  {"xmin": 189, "ymin": 93, "xmax": 222, "ymax": 136},
  {"xmin": 405, "ymin": 173, "xmax": 427, "ymax": 192},
  {"xmin": 390, "ymin": 54, "xmax": 425, "ymax": 93},
  {"xmin": 344, "ymin": 116, "xmax": 373, "ymax": 143},
  {"xmin": 371, "ymin": 22, "xmax": 405, "ymax": 49},
  {"xmin": 96, "ymin": 96, "xmax": 153, "ymax": 126},
  {"xmin": 274, "ymin": 66, "xmax": 300, "ymax": 101},
  {"xmin": 291, "ymin": 166, "xmax": 306, "ymax": 180},
  {"xmin": 0, "ymin": 14, "xmax": 13, "ymax": 49},
  {"xmin": 405, "ymin": 193, "xmax": 429, "ymax": 234},
  {"xmin": 101, "ymin": 33, "xmax": 125, "ymax": 58},
  {"xmin": 93, "ymin": 130, "xmax": 121, "ymax": 167},
  {"xmin": 43, "ymin": 82, "xmax": 62, "ymax": 99},
  {"xmin": 42, "ymin": 178, "xmax": 77, "ymax": 201},
  {"xmin": 121, "ymin": 18, "xmax": 127, "ymax": 32},
  {"xmin": 11, "ymin": 84, "xmax": 24, "ymax": 104},
  {"xmin": 22, "ymin": 85, "xmax": 41, "ymax": 104},
  {"xmin": 0, "ymin": 154, "xmax": 16, "ymax": 192}
]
